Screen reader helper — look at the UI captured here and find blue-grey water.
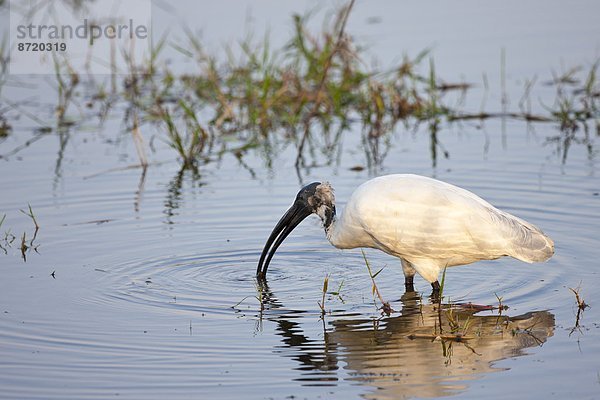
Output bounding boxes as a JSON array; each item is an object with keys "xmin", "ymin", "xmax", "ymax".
[{"xmin": 1, "ymin": 1, "xmax": 600, "ymax": 399}]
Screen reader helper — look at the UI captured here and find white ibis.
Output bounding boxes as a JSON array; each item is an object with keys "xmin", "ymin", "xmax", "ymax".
[{"xmin": 257, "ymin": 174, "xmax": 554, "ymax": 292}]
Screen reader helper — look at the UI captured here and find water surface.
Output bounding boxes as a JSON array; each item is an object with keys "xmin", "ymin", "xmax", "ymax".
[{"xmin": 1, "ymin": 1, "xmax": 600, "ymax": 399}]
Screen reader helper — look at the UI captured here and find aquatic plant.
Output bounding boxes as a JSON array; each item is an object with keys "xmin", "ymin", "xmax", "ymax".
[
  {"xmin": 1, "ymin": 1, "xmax": 598, "ymax": 173},
  {"xmin": 568, "ymin": 284, "xmax": 589, "ymax": 336},
  {"xmin": 140, "ymin": 3, "xmax": 598, "ymax": 172},
  {"xmin": 53, "ymin": 54, "xmax": 79, "ymax": 126},
  {"xmin": 0, "ymin": 36, "xmax": 10, "ymax": 138},
  {"xmin": 0, "ymin": 206, "xmax": 40, "ymax": 261},
  {"xmin": 361, "ymin": 250, "xmax": 392, "ymax": 315},
  {"xmin": 317, "ymin": 273, "xmax": 329, "ymax": 316}
]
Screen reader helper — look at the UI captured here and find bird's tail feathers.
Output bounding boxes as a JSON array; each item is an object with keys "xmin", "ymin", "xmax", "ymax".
[{"xmin": 499, "ymin": 212, "xmax": 554, "ymax": 263}]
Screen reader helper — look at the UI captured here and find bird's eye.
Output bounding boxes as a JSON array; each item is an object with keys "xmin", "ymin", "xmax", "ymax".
[{"xmin": 308, "ymin": 196, "xmax": 320, "ymax": 208}]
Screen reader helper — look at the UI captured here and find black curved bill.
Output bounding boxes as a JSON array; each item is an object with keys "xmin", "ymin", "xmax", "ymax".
[{"xmin": 256, "ymin": 201, "xmax": 313, "ymax": 279}]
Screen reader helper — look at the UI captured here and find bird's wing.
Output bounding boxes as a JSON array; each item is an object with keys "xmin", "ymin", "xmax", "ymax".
[{"xmin": 348, "ymin": 174, "xmax": 552, "ymax": 265}]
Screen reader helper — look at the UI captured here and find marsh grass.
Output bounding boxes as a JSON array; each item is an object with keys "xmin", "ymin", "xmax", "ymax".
[
  {"xmin": 494, "ymin": 292, "xmax": 509, "ymax": 315},
  {"xmin": 19, "ymin": 204, "xmax": 40, "ymax": 261},
  {"xmin": 0, "ymin": 115, "xmax": 10, "ymax": 138},
  {"xmin": 0, "ymin": 36, "xmax": 10, "ymax": 138},
  {"xmin": 147, "ymin": 6, "xmax": 598, "ymax": 172},
  {"xmin": 19, "ymin": 231, "xmax": 29, "ymax": 261},
  {"xmin": 569, "ymin": 285, "xmax": 589, "ymax": 311},
  {"xmin": 20, "ymin": 203, "xmax": 39, "ymax": 230},
  {"xmin": 232, "ymin": 280, "xmax": 267, "ymax": 312},
  {"xmin": 407, "ymin": 300, "xmax": 478, "ymax": 342},
  {"xmin": 131, "ymin": 112, "xmax": 148, "ymax": 168},
  {"xmin": 1, "ymin": 2, "xmax": 598, "ymax": 173},
  {"xmin": 445, "ymin": 305, "xmax": 473, "ymax": 336},
  {"xmin": 116, "ymin": 2, "xmax": 490, "ymax": 172},
  {"xmin": 328, "ymin": 279, "xmax": 345, "ymax": 303},
  {"xmin": 53, "ymin": 54, "xmax": 80, "ymax": 126},
  {"xmin": 361, "ymin": 250, "xmax": 392, "ymax": 315},
  {"xmin": 0, "ymin": 206, "xmax": 40, "ymax": 260},
  {"xmin": 317, "ymin": 274, "xmax": 329, "ymax": 316},
  {"xmin": 568, "ymin": 284, "xmax": 589, "ymax": 336},
  {"xmin": 0, "ymin": 214, "xmax": 11, "ymax": 255}
]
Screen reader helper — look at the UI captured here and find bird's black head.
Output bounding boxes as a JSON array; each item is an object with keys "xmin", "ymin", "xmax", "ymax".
[{"xmin": 256, "ymin": 182, "xmax": 336, "ymax": 280}]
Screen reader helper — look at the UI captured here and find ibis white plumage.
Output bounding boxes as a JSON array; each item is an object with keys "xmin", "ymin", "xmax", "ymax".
[{"xmin": 257, "ymin": 174, "xmax": 554, "ymax": 292}]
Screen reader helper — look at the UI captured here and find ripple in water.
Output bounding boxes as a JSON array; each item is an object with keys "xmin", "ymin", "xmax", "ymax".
[{"xmin": 87, "ymin": 249, "xmax": 264, "ymax": 316}]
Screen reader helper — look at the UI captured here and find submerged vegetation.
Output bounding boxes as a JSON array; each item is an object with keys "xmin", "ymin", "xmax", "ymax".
[
  {"xmin": 0, "ymin": 205, "xmax": 40, "ymax": 261},
  {"xmin": 0, "ymin": 1, "xmax": 598, "ymax": 176}
]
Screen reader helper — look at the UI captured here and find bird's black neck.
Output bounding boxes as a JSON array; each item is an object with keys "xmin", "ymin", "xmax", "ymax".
[{"xmin": 323, "ymin": 205, "xmax": 336, "ymax": 232}]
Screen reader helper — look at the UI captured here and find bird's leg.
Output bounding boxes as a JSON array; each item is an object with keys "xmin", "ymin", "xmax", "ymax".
[
  {"xmin": 401, "ymin": 259, "xmax": 416, "ymax": 293},
  {"xmin": 429, "ymin": 281, "xmax": 441, "ymax": 301},
  {"xmin": 404, "ymin": 275, "xmax": 415, "ymax": 292}
]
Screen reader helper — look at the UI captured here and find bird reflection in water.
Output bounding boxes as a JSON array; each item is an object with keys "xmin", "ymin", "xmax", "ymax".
[{"xmin": 255, "ymin": 282, "xmax": 554, "ymax": 399}]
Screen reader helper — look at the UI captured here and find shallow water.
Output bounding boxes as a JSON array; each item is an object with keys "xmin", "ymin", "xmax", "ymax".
[
  {"xmin": 2, "ymin": 2, "xmax": 600, "ymax": 400},
  {"xmin": 2, "ymin": 110, "xmax": 599, "ymax": 399}
]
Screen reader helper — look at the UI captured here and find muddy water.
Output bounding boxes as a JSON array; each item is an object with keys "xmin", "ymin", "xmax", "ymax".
[{"xmin": 1, "ymin": 2, "xmax": 600, "ymax": 400}]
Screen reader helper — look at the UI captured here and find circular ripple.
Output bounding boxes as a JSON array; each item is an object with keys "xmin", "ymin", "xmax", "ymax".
[
  {"xmin": 87, "ymin": 249, "xmax": 262, "ymax": 316},
  {"xmin": 84, "ymin": 245, "xmax": 409, "ymax": 319},
  {"xmin": 84, "ymin": 240, "xmax": 567, "ymax": 321}
]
